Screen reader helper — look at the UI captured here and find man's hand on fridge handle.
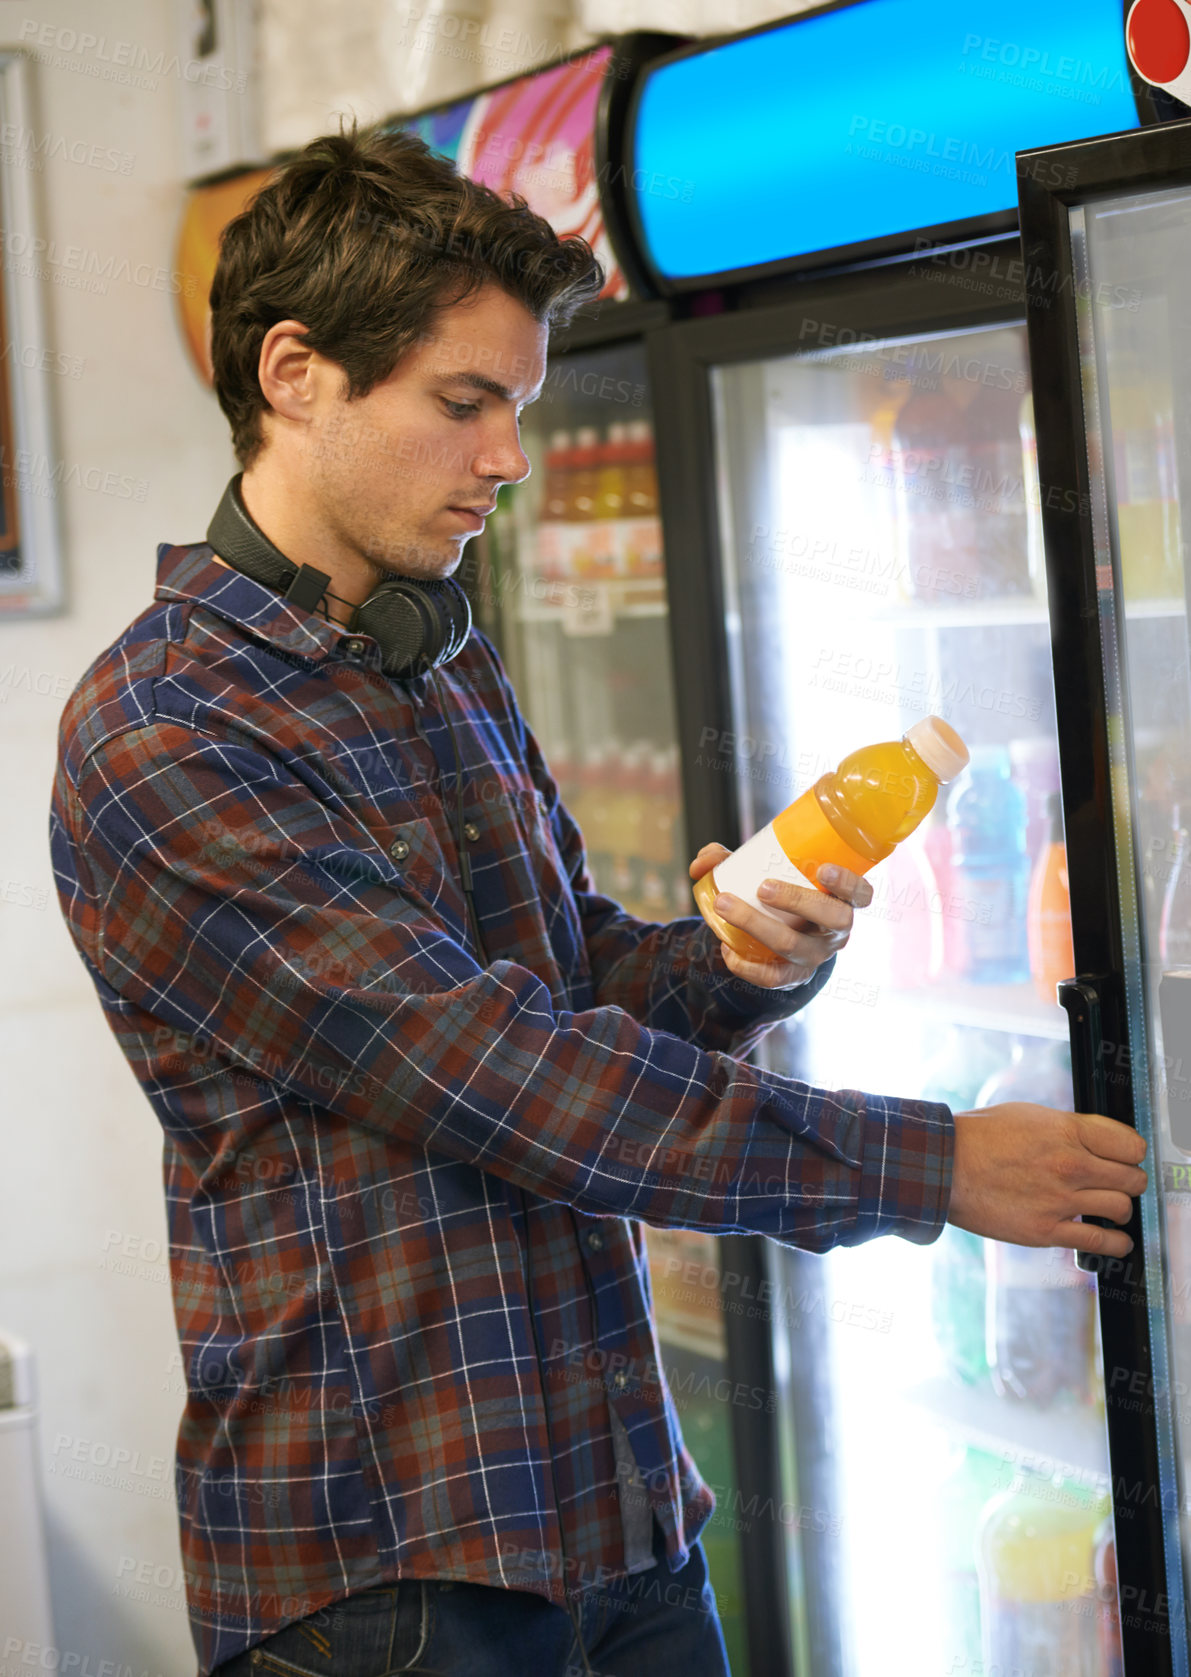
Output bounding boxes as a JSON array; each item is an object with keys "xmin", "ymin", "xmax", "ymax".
[
  {"xmin": 947, "ymin": 1105, "xmax": 1148, "ymax": 1257},
  {"xmin": 689, "ymin": 842, "xmax": 873, "ymax": 990}
]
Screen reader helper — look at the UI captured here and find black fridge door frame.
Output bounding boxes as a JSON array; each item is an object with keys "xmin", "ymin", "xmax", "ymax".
[
  {"xmin": 644, "ymin": 225, "xmax": 1172, "ymax": 1676},
  {"xmin": 1013, "ymin": 116, "xmax": 1191, "ymax": 1677}
]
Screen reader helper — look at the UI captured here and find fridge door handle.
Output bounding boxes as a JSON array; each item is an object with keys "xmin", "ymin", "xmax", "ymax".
[{"xmin": 1057, "ymin": 974, "xmax": 1127, "ymax": 1274}]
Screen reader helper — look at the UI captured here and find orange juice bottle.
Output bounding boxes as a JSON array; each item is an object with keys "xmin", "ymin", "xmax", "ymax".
[{"xmin": 693, "ymin": 716, "xmax": 969, "ymax": 962}]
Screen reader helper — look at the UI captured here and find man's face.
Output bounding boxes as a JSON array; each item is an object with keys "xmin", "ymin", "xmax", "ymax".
[{"xmin": 299, "ymin": 282, "xmax": 547, "ymax": 582}]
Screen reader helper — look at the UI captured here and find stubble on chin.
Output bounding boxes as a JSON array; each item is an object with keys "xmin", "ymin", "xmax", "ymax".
[{"xmin": 353, "ymin": 520, "xmax": 462, "ymax": 584}]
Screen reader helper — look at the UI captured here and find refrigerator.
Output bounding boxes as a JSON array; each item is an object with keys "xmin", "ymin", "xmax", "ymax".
[
  {"xmin": 389, "ymin": 35, "xmax": 759, "ymax": 1677},
  {"xmin": 1012, "ymin": 113, "xmax": 1191, "ymax": 1674},
  {"xmin": 623, "ymin": 2, "xmax": 1179, "ymax": 1674}
]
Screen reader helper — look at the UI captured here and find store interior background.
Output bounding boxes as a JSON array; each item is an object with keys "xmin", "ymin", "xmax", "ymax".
[{"xmin": 0, "ymin": 0, "xmax": 834, "ymax": 1667}]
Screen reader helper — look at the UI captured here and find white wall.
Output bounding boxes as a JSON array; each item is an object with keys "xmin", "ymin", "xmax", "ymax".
[
  {"xmin": 259, "ymin": 0, "xmax": 821, "ymax": 155},
  {"xmin": 0, "ymin": 2, "xmax": 237, "ymax": 1671}
]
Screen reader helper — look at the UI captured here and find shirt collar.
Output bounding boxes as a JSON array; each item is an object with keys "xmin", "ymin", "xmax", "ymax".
[{"xmin": 154, "ymin": 540, "xmax": 370, "ymax": 667}]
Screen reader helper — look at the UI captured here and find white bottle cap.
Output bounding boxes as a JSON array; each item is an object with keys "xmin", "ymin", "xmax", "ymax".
[{"xmin": 904, "ymin": 716, "xmax": 969, "ymax": 783}]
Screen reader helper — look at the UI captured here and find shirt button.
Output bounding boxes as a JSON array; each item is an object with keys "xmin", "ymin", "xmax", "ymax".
[
  {"xmin": 463, "ymin": 821, "xmax": 480, "ymax": 843},
  {"xmin": 587, "ymin": 1231, "xmax": 604, "ymax": 1252},
  {"xmin": 613, "ymin": 1371, "xmax": 628, "ymax": 1391},
  {"xmin": 389, "ymin": 836, "xmax": 410, "ymax": 862},
  {"xmin": 343, "ymin": 637, "xmax": 366, "ymax": 658}
]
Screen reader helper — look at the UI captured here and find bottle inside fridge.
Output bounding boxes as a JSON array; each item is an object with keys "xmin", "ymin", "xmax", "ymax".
[
  {"xmin": 1101, "ymin": 296, "xmax": 1182, "ymax": 603},
  {"xmin": 976, "ymin": 1467, "xmax": 1109, "ymax": 1674},
  {"xmin": 1028, "ymin": 791, "xmax": 1076, "ymax": 1006},
  {"xmin": 948, "ymin": 746, "xmax": 1032, "ymax": 985}
]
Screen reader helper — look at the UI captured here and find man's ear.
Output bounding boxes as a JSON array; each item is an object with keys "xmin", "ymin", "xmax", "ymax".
[{"xmin": 257, "ymin": 320, "xmax": 319, "ymax": 428}]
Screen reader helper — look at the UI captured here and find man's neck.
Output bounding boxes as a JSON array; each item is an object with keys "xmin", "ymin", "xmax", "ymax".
[{"xmin": 206, "ymin": 467, "xmax": 362, "ymax": 629}]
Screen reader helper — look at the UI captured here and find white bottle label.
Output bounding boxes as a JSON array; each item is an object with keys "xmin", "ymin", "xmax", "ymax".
[{"xmin": 713, "ymin": 820, "xmax": 817, "ymax": 923}]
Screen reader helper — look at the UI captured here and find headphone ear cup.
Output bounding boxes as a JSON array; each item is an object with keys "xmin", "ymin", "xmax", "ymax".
[
  {"xmin": 357, "ymin": 577, "xmax": 472, "ymax": 678},
  {"xmin": 433, "ymin": 576, "xmax": 473, "ymax": 664}
]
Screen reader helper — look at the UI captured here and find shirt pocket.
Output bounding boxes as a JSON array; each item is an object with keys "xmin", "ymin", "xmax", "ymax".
[{"xmin": 383, "ymin": 813, "xmax": 462, "ymax": 933}]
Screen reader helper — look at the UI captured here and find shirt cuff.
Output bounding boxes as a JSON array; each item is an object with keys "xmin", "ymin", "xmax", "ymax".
[{"xmin": 829, "ymin": 1087, "xmax": 955, "ymax": 1246}]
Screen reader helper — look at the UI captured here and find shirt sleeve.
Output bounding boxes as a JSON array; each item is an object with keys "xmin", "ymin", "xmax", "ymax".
[
  {"xmin": 478, "ymin": 636, "xmax": 838, "ymax": 1061},
  {"xmin": 59, "ymin": 722, "xmax": 954, "ymax": 1252}
]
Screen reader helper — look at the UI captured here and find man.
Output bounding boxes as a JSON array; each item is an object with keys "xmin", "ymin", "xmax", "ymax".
[{"xmin": 49, "ymin": 125, "xmax": 1146, "ymax": 1677}]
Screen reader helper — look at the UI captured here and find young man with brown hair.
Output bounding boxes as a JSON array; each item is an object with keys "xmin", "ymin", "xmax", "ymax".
[{"xmin": 50, "ymin": 125, "xmax": 1146, "ymax": 1677}]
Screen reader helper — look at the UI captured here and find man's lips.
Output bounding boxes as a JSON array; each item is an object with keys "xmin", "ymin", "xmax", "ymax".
[{"xmin": 446, "ymin": 504, "xmax": 494, "ymax": 529}]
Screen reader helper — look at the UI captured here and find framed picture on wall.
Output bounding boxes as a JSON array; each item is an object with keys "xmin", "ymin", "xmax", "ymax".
[{"xmin": 0, "ymin": 51, "xmax": 64, "ymax": 617}]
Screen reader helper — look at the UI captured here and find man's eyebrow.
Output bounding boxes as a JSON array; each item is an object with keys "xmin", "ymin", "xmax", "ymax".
[{"xmin": 429, "ymin": 369, "xmax": 544, "ymax": 403}]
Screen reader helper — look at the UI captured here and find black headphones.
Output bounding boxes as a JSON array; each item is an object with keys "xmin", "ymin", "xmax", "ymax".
[{"xmin": 206, "ymin": 474, "xmax": 473, "ymax": 680}]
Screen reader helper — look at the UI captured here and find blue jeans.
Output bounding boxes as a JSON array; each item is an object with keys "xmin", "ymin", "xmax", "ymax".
[{"xmin": 212, "ymin": 1519, "xmax": 731, "ymax": 1676}]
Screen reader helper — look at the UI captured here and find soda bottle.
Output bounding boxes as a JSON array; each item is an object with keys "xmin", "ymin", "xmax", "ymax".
[
  {"xmin": 966, "ymin": 380, "xmax": 1032, "ymax": 598},
  {"xmin": 1009, "ymin": 736, "xmax": 1061, "ymax": 867},
  {"xmin": 595, "ymin": 422, "xmax": 628, "ymax": 520},
  {"xmin": 939, "ymin": 1443, "xmax": 1008, "ymax": 1671},
  {"xmin": 891, "ymin": 384, "xmax": 979, "ymax": 604},
  {"xmin": 624, "ymin": 418, "xmax": 659, "ymax": 515},
  {"xmin": 977, "ymin": 1468, "xmax": 1106, "ymax": 1673},
  {"xmin": 923, "ymin": 795, "xmax": 966, "ymax": 978},
  {"xmin": 931, "ymin": 1224, "xmax": 991, "ymax": 1387},
  {"xmin": 948, "ymin": 747, "xmax": 1031, "ymax": 984},
  {"xmin": 978, "ymin": 1040, "xmax": 1095, "ymax": 1406},
  {"xmin": 543, "ymin": 428, "xmax": 573, "ymax": 521},
  {"xmin": 1028, "ymin": 791, "xmax": 1076, "ymax": 1006},
  {"xmin": 537, "ymin": 428, "xmax": 574, "ymax": 582},
  {"xmin": 623, "ymin": 419, "xmax": 662, "ymax": 576},
  {"xmin": 568, "ymin": 426, "xmax": 601, "ymax": 577},
  {"xmin": 603, "ymin": 741, "xmax": 641, "ymax": 910},
  {"xmin": 1105, "ymin": 299, "xmax": 1182, "ymax": 602},
  {"xmin": 693, "ymin": 716, "xmax": 970, "ymax": 964}
]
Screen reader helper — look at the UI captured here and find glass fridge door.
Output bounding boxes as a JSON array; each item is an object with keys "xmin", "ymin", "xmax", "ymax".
[
  {"xmin": 709, "ymin": 322, "xmax": 1120, "ymax": 1675},
  {"xmin": 1060, "ymin": 177, "xmax": 1191, "ymax": 1666}
]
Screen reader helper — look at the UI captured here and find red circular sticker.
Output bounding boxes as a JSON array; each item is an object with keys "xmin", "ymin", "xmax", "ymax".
[{"xmin": 1127, "ymin": 0, "xmax": 1191, "ymax": 85}]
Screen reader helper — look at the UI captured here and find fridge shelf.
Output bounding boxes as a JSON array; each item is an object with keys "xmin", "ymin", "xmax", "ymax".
[
  {"xmin": 835, "ymin": 597, "xmax": 1052, "ymax": 630},
  {"xmin": 817, "ymin": 977, "xmax": 1069, "ymax": 1041},
  {"xmin": 907, "ymin": 1373, "xmax": 1110, "ymax": 1485}
]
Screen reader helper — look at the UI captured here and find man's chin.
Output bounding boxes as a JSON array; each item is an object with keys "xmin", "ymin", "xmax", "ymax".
[{"xmin": 357, "ymin": 535, "xmax": 463, "ymax": 582}]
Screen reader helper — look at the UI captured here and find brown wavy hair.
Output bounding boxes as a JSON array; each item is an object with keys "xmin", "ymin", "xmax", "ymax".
[{"xmin": 209, "ymin": 121, "xmax": 605, "ymax": 468}]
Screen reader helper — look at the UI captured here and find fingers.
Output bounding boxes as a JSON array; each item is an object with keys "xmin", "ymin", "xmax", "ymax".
[
  {"xmin": 713, "ymin": 889, "xmax": 842, "ymax": 967},
  {"xmin": 1075, "ymin": 1111, "xmax": 1149, "ymax": 1167},
  {"xmin": 719, "ymin": 884, "xmax": 853, "ymax": 939},
  {"xmin": 718, "ymin": 941, "xmax": 808, "ymax": 991},
  {"xmin": 688, "ymin": 843, "xmax": 731, "ymax": 881},
  {"xmin": 817, "ymin": 863, "xmax": 874, "ymax": 910},
  {"xmin": 1050, "ymin": 1218, "xmax": 1134, "ymax": 1259},
  {"xmin": 1072, "ymin": 1155, "xmax": 1148, "ymax": 1198},
  {"xmin": 1073, "ymin": 1188, "xmax": 1137, "ymax": 1225}
]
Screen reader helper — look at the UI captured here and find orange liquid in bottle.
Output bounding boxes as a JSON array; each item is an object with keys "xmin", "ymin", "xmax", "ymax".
[{"xmin": 693, "ymin": 717, "xmax": 969, "ymax": 963}]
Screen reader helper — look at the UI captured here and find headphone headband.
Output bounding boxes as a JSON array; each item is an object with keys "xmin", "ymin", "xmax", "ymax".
[{"xmin": 206, "ymin": 475, "xmax": 472, "ymax": 679}]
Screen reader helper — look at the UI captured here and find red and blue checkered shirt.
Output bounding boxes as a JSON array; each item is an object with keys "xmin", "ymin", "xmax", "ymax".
[{"xmin": 49, "ymin": 540, "xmax": 954, "ymax": 1674}]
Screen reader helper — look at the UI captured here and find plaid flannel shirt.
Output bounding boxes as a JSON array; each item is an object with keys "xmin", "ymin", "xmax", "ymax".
[{"xmin": 49, "ymin": 541, "xmax": 954, "ymax": 1674}]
